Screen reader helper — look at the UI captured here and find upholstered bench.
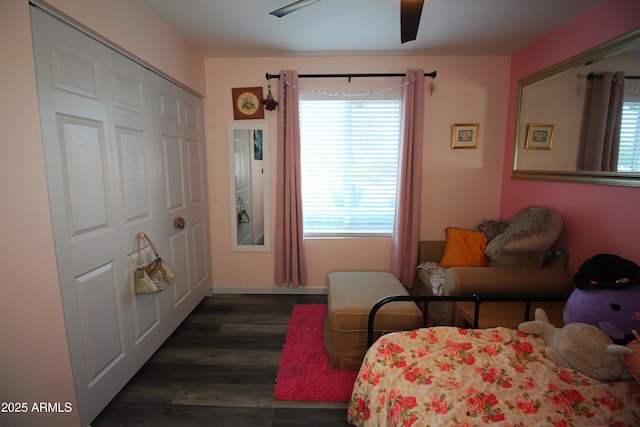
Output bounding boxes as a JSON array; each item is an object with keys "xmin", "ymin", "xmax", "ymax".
[{"xmin": 323, "ymin": 271, "xmax": 422, "ymax": 370}]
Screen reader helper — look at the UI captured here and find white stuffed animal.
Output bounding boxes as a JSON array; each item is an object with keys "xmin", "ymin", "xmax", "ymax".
[{"xmin": 518, "ymin": 308, "xmax": 635, "ymax": 381}]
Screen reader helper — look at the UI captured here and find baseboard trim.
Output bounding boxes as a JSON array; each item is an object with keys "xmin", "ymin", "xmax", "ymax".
[{"xmin": 210, "ymin": 286, "xmax": 328, "ymax": 295}]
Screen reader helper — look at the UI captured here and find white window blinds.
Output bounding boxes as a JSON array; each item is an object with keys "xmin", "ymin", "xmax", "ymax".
[
  {"xmin": 618, "ymin": 102, "xmax": 640, "ymax": 172},
  {"xmin": 300, "ymin": 99, "xmax": 401, "ymax": 236}
]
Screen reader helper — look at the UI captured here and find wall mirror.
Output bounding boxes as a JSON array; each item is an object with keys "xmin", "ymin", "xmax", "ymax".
[
  {"xmin": 228, "ymin": 122, "xmax": 271, "ymax": 252},
  {"xmin": 512, "ymin": 29, "xmax": 640, "ymax": 187}
]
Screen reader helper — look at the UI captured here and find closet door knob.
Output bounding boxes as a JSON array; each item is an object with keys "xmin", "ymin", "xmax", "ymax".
[{"xmin": 174, "ymin": 216, "xmax": 185, "ymax": 229}]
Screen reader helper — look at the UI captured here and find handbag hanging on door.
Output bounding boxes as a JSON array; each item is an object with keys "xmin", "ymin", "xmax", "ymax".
[{"xmin": 135, "ymin": 232, "xmax": 174, "ymax": 294}]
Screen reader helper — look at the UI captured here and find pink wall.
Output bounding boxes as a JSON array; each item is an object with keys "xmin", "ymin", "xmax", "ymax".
[
  {"xmin": 0, "ymin": 3, "xmax": 78, "ymax": 426},
  {"xmin": 0, "ymin": 1, "xmax": 204, "ymax": 426},
  {"xmin": 206, "ymin": 55, "xmax": 511, "ymax": 290},
  {"xmin": 501, "ymin": 0, "xmax": 640, "ymax": 276}
]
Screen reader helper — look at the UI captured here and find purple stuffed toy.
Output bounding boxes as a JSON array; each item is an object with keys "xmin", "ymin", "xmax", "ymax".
[
  {"xmin": 563, "ymin": 286, "xmax": 640, "ymax": 341},
  {"xmin": 563, "ymin": 254, "xmax": 640, "ymax": 342}
]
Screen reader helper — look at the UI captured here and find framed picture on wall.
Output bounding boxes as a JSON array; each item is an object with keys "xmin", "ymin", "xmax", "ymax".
[
  {"xmin": 525, "ymin": 123, "xmax": 555, "ymax": 149},
  {"xmin": 231, "ymin": 87, "xmax": 264, "ymax": 120},
  {"xmin": 451, "ymin": 123, "xmax": 479, "ymax": 149}
]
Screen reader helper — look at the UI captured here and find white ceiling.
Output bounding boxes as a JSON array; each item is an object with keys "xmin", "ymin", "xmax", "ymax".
[{"xmin": 145, "ymin": 0, "xmax": 605, "ymax": 57}]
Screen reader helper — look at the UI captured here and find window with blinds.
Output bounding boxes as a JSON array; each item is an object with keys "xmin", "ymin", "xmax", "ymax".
[
  {"xmin": 300, "ymin": 99, "xmax": 401, "ymax": 236},
  {"xmin": 619, "ymin": 102, "xmax": 640, "ymax": 172}
]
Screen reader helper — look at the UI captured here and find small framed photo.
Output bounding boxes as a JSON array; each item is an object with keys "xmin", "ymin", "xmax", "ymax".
[
  {"xmin": 525, "ymin": 123, "xmax": 554, "ymax": 150},
  {"xmin": 451, "ymin": 123, "xmax": 479, "ymax": 149},
  {"xmin": 231, "ymin": 87, "xmax": 264, "ymax": 120}
]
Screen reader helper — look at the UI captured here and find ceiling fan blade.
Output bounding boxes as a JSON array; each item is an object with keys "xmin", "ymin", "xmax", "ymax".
[
  {"xmin": 270, "ymin": 0, "xmax": 323, "ymax": 17},
  {"xmin": 400, "ymin": 0, "xmax": 425, "ymax": 43}
]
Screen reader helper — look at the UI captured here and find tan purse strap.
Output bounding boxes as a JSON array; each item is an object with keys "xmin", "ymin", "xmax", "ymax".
[
  {"xmin": 141, "ymin": 233, "xmax": 160, "ymax": 257},
  {"xmin": 136, "ymin": 232, "xmax": 161, "ymax": 270},
  {"xmin": 136, "ymin": 233, "xmax": 144, "ymax": 269}
]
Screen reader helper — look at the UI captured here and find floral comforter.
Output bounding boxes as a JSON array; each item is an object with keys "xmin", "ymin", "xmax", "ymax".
[{"xmin": 348, "ymin": 327, "xmax": 640, "ymax": 426}]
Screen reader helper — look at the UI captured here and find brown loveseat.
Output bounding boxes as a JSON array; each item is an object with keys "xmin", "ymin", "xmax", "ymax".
[
  {"xmin": 413, "ymin": 240, "xmax": 573, "ymax": 326},
  {"xmin": 412, "ymin": 206, "xmax": 575, "ymax": 326}
]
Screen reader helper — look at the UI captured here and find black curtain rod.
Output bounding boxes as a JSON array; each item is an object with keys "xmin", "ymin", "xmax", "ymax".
[{"xmin": 265, "ymin": 70, "xmax": 437, "ymax": 81}]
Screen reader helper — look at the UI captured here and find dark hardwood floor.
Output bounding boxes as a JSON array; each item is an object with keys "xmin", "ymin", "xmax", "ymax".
[{"xmin": 92, "ymin": 293, "xmax": 352, "ymax": 426}]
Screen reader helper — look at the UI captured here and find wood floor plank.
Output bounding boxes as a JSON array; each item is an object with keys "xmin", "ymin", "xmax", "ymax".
[
  {"xmin": 273, "ymin": 407, "xmax": 352, "ymax": 426},
  {"xmin": 106, "ymin": 378, "xmax": 184, "ymax": 404},
  {"xmin": 124, "ymin": 364, "xmax": 279, "ymax": 384},
  {"xmin": 172, "ymin": 383, "xmax": 346, "ymax": 409},
  {"xmin": 149, "ymin": 347, "xmax": 282, "ymax": 367},
  {"xmin": 218, "ymin": 322, "xmax": 289, "ymax": 335},
  {"xmin": 94, "ymin": 402, "xmax": 275, "ymax": 427},
  {"xmin": 93, "ymin": 293, "xmax": 352, "ymax": 426}
]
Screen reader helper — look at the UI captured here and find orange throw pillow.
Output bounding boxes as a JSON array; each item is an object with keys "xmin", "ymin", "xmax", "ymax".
[{"xmin": 439, "ymin": 227, "xmax": 488, "ymax": 268}]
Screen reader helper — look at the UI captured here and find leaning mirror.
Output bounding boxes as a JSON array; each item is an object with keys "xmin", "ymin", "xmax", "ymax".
[
  {"xmin": 512, "ymin": 29, "xmax": 640, "ymax": 187},
  {"xmin": 228, "ymin": 122, "xmax": 270, "ymax": 252}
]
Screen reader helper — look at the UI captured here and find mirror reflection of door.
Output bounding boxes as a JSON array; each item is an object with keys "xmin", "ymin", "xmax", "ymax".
[
  {"xmin": 234, "ymin": 130, "xmax": 253, "ymax": 245},
  {"xmin": 233, "ymin": 129, "xmax": 265, "ymax": 246},
  {"xmin": 229, "ymin": 123, "xmax": 269, "ymax": 252}
]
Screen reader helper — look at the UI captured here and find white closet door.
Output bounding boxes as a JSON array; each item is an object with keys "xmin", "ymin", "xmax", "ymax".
[
  {"xmin": 151, "ymin": 75, "xmax": 211, "ymax": 321},
  {"xmin": 30, "ymin": 7, "xmax": 210, "ymax": 425}
]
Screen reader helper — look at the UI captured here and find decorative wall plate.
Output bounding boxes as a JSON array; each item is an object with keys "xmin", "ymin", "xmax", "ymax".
[{"xmin": 232, "ymin": 87, "xmax": 264, "ymax": 120}]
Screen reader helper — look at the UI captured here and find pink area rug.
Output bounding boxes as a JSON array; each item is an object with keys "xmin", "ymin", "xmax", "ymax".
[{"xmin": 274, "ymin": 304, "xmax": 358, "ymax": 402}]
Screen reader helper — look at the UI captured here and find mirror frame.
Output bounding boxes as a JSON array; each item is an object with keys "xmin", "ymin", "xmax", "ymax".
[
  {"xmin": 228, "ymin": 122, "xmax": 271, "ymax": 252},
  {"xmin": 512, "ymin": 28, "xmax": 640, "ymax": 188}
]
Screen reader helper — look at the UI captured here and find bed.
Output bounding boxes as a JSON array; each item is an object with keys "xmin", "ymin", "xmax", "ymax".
[{"xmin": 348, "ymin": 326, "xmax": 640, "ymax": 426}]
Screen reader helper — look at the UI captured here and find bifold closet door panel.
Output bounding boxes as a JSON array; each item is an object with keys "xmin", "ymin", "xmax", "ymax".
[
  {"xmin": 152, "ymin": 76, "xmax": 211, "ymax": 323},
  {"xmin": 106, "ymin": 43, "xmax": 170, "ymax": 354},
  {"xmin": 30, "ymin": 6, "xmax": 211, "ymax": 425},
  {"xmin": 32, "ymin": 8, "xmax": 138, "ymax": 425}
]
